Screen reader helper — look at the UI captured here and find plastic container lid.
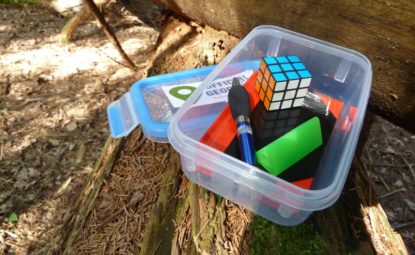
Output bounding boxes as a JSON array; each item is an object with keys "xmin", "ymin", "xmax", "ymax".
[
  {"xmin": 107, "ymin": 61, "xmax": 260, "ymax": 142},
  {"xmin": 168, "ymin": 25, "xmax": 372, "ymax": 225},
  {"xmin": 107, "ymin": 65, "xmax": 216, "ymax": 142}
]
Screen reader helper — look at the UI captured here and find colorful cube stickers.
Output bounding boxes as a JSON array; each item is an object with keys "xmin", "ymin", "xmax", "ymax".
[{"xmin": 255, "ymin": 56, "xmax": 312, "ymax": 111}]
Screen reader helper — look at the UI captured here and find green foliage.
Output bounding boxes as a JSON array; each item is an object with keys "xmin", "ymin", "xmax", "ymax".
[
  {"xmin": 7, "ymin": 212, "xmax": 18, "ymax": 223},
  {"xmin": 0, "ymin": 0, "xmax": 39, "ymax": 5},
  {"xmin": 250, "ymin": 216, "xmax": 327, "ymax": 255}
]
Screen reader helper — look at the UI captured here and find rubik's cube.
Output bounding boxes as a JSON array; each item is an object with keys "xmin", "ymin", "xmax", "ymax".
[{"xmin": 255, "ymin": 56, "xmax": 312, "ymax": 111}]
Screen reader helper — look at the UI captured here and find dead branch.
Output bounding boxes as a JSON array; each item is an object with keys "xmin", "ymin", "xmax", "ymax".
[{"xmin": 82, "ymin": 0, "xmax": 137, "ymax": 69}]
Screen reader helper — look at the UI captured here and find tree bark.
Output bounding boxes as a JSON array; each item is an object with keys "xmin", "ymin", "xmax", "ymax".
[
  {"xmin": 152, "ymin": 0, "xmax": 415, "ymax": 133},
  {"xmin": 55, "ymin": 137, "xmax": 124, "ymax": 255},
  {"xmin": 139, "ymin": 151, "xmax": 181, "ymax": 255}
]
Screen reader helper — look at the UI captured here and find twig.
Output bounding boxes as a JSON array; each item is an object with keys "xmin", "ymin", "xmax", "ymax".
[
  {"xmin": 97, "ymin": 194, "xmax": 144, "ymax": 228},
  {"xmin": 379, "ymin": 188, "xmax": 406, "ymax": 199},
  {"xmin": 378, "ymin": 174, "xmax": 391, "ymax": 192},
  {"xmin": 0, "ymin": 177, "xmax": 13, "ymax": 183},
  {"xmin": 399, "ymin": 154, "xmax": 415, "ymax": 181},
  {"xmin": 195, "ymin": 218, "xmax": 210, "ymax": 240},
  {"xmin": 82, "ymin": 0, "xmax": 137, "ymax": 69},
  {"xmin": 237, "ymin": 206, "xmax": 250, "ymax": 223},
  {"xmin": 160, "ymin": 181, "xmax": 175, "ymax": 187},
  {"xmin": 372, "ymin": 163, "xmax": 411, "ymax": 168},
  {"xmin": 377, "ymin": 150, "xmax": 397, "ymax": 155},
  {"xmin": 2, "ymin": 230, "xmax": 17, "ymax": 239},
  {"xmin": 91, "ymin": 43, "xmax": 137, "ymax": 70},
  {"xmin": 190, "ymin": 183, "xmax": 202, "ymax": 254},
  {"xmin": 0, "ymin": 140, "xmax": 3, "ymax": 161},
  {"xmin": 161, "ymin": 153, "xmax": 169, "ymax": 165},
  {"xmin": 152, "ymin": 239, "xmax": 163, "ymax": 255},
  {"xmin": 75, "ymin": 142, "xmax": 86, "ymax": 165},
  {"xmin": 393, "ymin": 221, "xmax": 415, "ymax": 230},
  {"xmin": 364, "ymin": 145, "xmax": 373, "ymax": 163},
  {"xmin": 55, "ymin": 177, "xmax": 73, "ymax": 197},
  {"xmin": 381, "ymin": 122, "xmax": 393, "ymax": 145}
]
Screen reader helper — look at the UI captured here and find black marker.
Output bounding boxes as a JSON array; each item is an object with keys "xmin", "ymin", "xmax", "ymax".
[{"xmin": 228, "ymin": 78, "xmax": 256, "ymax": 165}]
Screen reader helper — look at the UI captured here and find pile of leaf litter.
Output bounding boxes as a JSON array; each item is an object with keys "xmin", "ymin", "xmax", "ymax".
[
  {"xmin": 363, "ymin": 116, "xmax": 415, "ymax": 251},
  {"xmin": 72, "ymin": 129, "xmax": 174, "ymax": 254},
  {"xmin": 0, "ymin": 2, "xmax": 159, "ymax": 253}
]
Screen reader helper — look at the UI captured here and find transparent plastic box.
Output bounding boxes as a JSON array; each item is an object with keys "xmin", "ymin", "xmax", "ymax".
[
  {"xmin": 168, "ymin": 25, "xmax": 372, "ymax": 226},
  {"xmin": 107, "ymin": 62, "xmax": 258, "ymax": 142}
]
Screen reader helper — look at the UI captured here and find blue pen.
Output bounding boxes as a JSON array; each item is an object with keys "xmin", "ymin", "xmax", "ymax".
[{"xmin": 228, "ymin": 78, "xmax": 256, "ymax": 165}]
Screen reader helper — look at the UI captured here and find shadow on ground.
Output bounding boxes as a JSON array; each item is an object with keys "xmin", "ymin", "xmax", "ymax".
[{"xmin": 0, "ymin": 2, "xmax": 161, "ymax": 253}]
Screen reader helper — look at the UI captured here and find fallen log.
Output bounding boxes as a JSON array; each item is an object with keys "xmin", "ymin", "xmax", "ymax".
[
  {"xmin": 139, "ymin": 150, "xmax": 181, "ymax": 255},
  {"xmin": 139, "ymin": 114, "xmax": 408, "ymax": 254},
  {"xmin": 58, "ymin": 0, "xmax": 415, "ymax": 131},
  {"xmin": 55, "ymin": 137, "xmax": 124, "ymax": 254},
  {"xmin": 151, "ymin": 0, "xmax": 415, "ymax": 133}
]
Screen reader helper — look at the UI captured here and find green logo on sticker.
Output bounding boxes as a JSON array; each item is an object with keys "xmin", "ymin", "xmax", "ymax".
[{"xmin": 169, "ymin": 86, "xmax": 196, "ymax": 101}]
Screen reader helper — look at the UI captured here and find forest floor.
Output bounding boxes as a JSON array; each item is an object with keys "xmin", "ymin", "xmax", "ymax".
[
  {"xmin": 0, "ymin": 2, "xmax": 160, "ymax": 253},
  {"xmin": 0, "ymin": 2, "xmax": 414, "ymax": 254}
]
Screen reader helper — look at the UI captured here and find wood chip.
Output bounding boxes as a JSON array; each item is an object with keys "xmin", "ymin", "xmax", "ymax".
[
  {"xmin": 66, "ymin": 121, "xmax": 77, "ymax": 132},
  {"xmin": 75, "ymin": 142, "xmax": 86, "ymax": 165}
]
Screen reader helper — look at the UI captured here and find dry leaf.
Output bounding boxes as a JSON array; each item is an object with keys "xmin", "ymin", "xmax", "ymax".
[
  {"xmin": 55, "ymin": 177, "xmax": 72, "ymax": 197},
  {"xmin": 66, "ymin": 121, "xmax": 77, "ymax": 131},
  {"xmin": 75, "ymin": 142, "xmax": 86, "ymax": 164}
]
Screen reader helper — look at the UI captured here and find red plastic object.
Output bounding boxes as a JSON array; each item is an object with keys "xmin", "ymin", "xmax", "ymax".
[
  {"xmin": 197, "ymin": 72, "xmax": 315, "ymax": 190},
  {"xmin": 199, "ymin": 72, "xmax": 260, "ymax": 150}
]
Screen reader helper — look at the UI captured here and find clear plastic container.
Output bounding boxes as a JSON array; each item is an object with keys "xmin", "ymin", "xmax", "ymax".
[
  {"xmin": 107, "ymin": 62, "xmax": 258, "ymax": 142},
  {"xmin": 168, "ymin": 25, "xmax": 372, "ymax": 226}
]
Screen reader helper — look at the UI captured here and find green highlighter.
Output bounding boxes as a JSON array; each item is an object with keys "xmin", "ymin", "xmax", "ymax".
[{"xmin": 256, "ymin": 117, "xmax": 323, "ymax": 176}]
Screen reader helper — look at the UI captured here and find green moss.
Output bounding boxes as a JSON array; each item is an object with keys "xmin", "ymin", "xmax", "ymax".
[{"xmin": 250, "ymin": 216, "xmax": 327, "ymax": 255}]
